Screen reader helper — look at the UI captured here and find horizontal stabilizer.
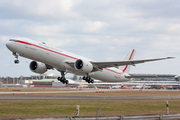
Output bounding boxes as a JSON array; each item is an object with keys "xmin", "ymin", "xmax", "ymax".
[{"xmin": 125, "ymin": 74, "xmax": 158, "ymax": 78}]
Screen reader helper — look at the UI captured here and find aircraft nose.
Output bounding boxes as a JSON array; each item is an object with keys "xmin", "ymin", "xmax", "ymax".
[
  {"xmin": 6, "ymin": 41, "xmax": 11, "ymax": 49},
  {"xmin": 6, "ymin": 40, "xmax": 15, "ymax": 51}
]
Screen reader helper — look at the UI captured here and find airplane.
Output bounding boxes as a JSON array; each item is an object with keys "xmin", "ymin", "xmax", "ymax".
[
  {"xmin": 133, "ymin": 82, "xmax": 151, "ymax": 89},
  {"xmin": 112, "ymin": 84, "xmax": 134, "ymax": 89},
  {"xmin": 6, "ymin": 38, "xmax": 174, "ymax": 84},
  {"xmin": 112, "ymin": 84, "xmax": 124, "ymax": 89}
]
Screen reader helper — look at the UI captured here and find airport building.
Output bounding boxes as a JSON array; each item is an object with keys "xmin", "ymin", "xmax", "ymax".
[
  {"xmin": 131, "ymin": 74, "xmax": 177, "ymax": 81},
  {"xmin": 0, "ymin": 73, "xmax": 179, "ymax": 89}
]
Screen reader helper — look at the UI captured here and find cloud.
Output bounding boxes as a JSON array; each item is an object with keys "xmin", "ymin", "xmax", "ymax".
[
  {"xmin": 83, "ymin": 21, "xmax": 108, "ymax": 33},
  {"xmin": 0, "ymin": 0, "xmax": 81, "ymax": 20},
  {"xmin": 0, "ymin": 35, "xmax": 10, "ymax": 43}
]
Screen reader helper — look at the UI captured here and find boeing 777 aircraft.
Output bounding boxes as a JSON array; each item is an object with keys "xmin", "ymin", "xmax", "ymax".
[{"xmin": 6, "ymin": 38, "xmax": 174, "ymax": 84}]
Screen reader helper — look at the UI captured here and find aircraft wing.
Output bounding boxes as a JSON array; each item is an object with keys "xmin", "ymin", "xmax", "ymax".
[
  {"xmin": 91, "ymin": 57, "xmax": 174, "ymax": 69},
  {"xmin": 65, "ymin": 57, "xmax": 174, "ymax": 71}
]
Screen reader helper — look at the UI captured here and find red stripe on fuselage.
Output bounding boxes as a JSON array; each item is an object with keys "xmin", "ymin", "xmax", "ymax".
[
  {"xmin": 16, "ymin": 40, "xmax": 124, "ymax": 75},
  {"xmin": 104, "ymin": 68, "xmax": 124, "ymax": 74},
  {"xmin": 16, "ymin": 40, "xmax": 78, "ymax": 60}
]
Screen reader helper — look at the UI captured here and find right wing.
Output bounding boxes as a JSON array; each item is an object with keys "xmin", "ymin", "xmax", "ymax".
[
  {"xmin": 65, "ymin": 57, "xmax": 174, "ymax": 72},
  {"xmin": 91, "ymin": 57, "xmax": 174, "ymax": 71}
]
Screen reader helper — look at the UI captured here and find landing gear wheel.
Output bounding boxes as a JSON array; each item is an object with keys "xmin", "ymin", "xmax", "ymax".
[
  {"xmin": 65, "ymin": 80, "xmax": 69, "ymax": 84},
  {"xmin": 57, "ymin": 71, "xmax": 68, "ymax": 84},
  {"xmin": 60, "ymin": 77, "xmax": 65, "ymax": 82},
  {"xmin": 61, "ymin": 77, "xmax": 65, "ymax": 81},
  {"xmin": 90, "ymin": 79, "xmax": 94, "ymax": 83},
  {"xmin": 83, "ymin": 76, "xmax": 86, "ymax": 80},
  {"xmin": 62, "ymin": 80, "xmax": 65, "ymax": 84},
  {"xmin": 83, "ymin": 75, "xmax": 94, "ymax": 84},
  {"xmin": 13, "ymin": 53, "xmax": 19, "ymax": 64},
  {"xmin": 14, "ymin": 60, "xmax": 19, "ymax": 64},
  {"xmin": 86, "ymin": 76, "xmax": 90, "ymax": 81},
  {"xmin": 57, "ymin": 77, "xmax": 61, "ymax": 81}
]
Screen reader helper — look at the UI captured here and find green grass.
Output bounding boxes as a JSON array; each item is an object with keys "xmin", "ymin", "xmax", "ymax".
[
  {"xmin": 0, "ymin": 100, "xmax": 180, "ymax": 118},
  {"xmin": 1, "ymin": 89, "xmax": 180, "ymax": 118}
]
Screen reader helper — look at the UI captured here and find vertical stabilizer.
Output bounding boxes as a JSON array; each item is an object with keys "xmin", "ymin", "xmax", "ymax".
[{"xmin": 119, "ymin": 49, "xmax": 136, "ymax": 73}]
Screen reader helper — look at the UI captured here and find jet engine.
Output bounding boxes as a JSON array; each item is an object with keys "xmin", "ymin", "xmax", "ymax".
[
  {"xmin": 29, "ymin": 61, "xmax": 47, "ymax": 74},
  {"xmin": 74, "ymin": 59, "xmax": 93, "ymax": 73}
]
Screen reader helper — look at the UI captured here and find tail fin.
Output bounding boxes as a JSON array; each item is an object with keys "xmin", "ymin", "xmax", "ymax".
[
  {"xmin": 121, "ymin": 83, "xmax": 124, "ymax": 88},
  {"xmin": 119, "ymin": 49, "xmax": 136, "ymax": 73},
  {"xmin": 141, "ymin": 82, "xmax": 146, "ymax": 89}
]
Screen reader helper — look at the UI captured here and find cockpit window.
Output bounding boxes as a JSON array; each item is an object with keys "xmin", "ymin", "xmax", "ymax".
[{"xmin": 9, "ymin": 39, "xmax": 17, "ymax": 42}]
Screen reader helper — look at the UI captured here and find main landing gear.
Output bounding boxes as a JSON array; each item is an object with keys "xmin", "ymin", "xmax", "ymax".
[
  {"xmin": 83, "ymin": 75, "xmax": 94, "ymax": 84},
  {"xmin": 57, "ymin": 71, "xmax": 69, "ymax": 84}
]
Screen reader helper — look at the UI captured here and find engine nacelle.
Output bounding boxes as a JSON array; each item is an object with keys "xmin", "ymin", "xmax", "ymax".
[
  {"xmin": 29, "ymin": 61, "xmax": 47, "ymax": 74},
  {"xmin": 74, "ymin": 59, "xmax": 93, "ymax": 73}
]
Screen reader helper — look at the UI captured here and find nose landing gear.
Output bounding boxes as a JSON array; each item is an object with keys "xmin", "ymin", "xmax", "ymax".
[
  {"xmin": 13, "ymin": 52, "xmax": 19, "ymax": 64},
  {"xmin": 14, "ymin": 59, "xmax": 19, "ymax": 64}
]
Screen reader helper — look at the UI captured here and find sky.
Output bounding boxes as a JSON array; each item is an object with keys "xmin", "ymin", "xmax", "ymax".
[{"xmin": 0, "ymin": 0, "xmax": 180, "ymax": 77}]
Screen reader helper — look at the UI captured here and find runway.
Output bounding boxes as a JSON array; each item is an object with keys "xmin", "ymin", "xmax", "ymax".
[
  {"xmin": 0, "ymin": 90, "xmax": 180, "ymax": 100},
  {"xmin": 0, "ymin": 96, "xmax": 180, "ymax": 100},
  {"xmin": 0, "ymin": 90, "xmax": 97, "ymax": 94},
  {"xmin": 0, "ymin": 89, "xmax": 178, "ymax": 95}
]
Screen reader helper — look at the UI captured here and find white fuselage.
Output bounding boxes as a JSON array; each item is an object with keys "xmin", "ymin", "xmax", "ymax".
[{"xmin": 6, "ymin": 38, "xmax": 131, "ymax": 82}]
